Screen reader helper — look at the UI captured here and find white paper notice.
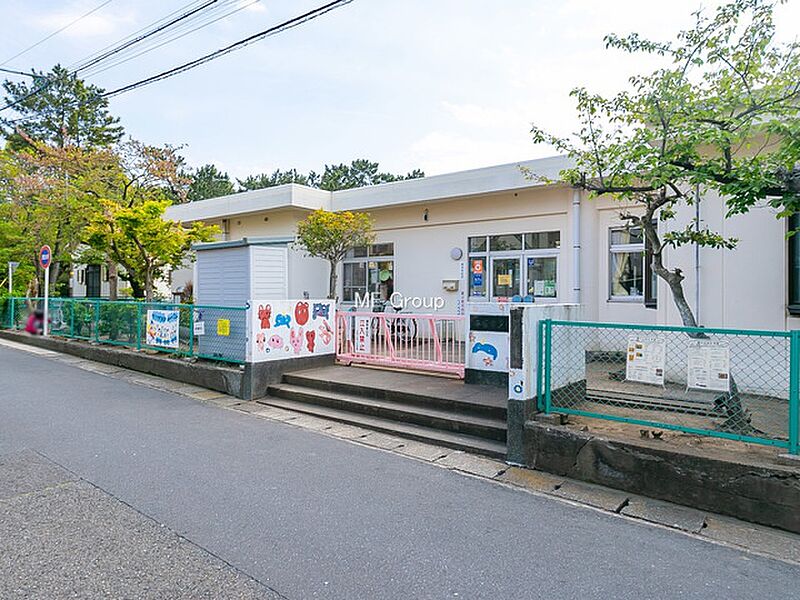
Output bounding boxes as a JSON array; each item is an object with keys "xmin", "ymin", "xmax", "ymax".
[
  {"xmin": 687, "ymin": 342, "xmax": 730, "ymax": 392},
  {"xmin": 625, "ymin": 336, "xmax": 666, "ymax": 386}
]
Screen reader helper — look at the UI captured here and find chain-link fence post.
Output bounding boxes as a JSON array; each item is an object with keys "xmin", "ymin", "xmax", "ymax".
[
  {"xmin": 136, "ymin": 303, "xmax": 142, "ymax": 350},
  {"xmin": 93, "ymin": 300, "xmax": 99, "ymax": 343},
  {"xmin": 543, "ymin": 318, "xmax": 553, "ymax": 414},
  {"xmin": 8, "ymin": 297, "xmax": 14, "ymax": 329},
  {"xmin": 790, "ymin": 330, "xmax": 800, "ymax": 455},
  {"xmin": 188, "ymin": 305, "xmax": 194, "ymax": 358},
  {"xmin": 536, "ymin": 318, "xmax": 545, "ymax": 411}
]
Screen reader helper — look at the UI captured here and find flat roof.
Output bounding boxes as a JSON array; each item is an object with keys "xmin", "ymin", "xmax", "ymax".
[
  {"xmin": 192, "ymin": 236, "xmax": 295, "ymax": 251},
  {"xmin": 166, "ymin": 155, "xmax": 572, "ymax": 223}
]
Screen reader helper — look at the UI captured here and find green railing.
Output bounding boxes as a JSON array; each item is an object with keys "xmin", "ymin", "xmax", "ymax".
[
  {"xmin": 537, "ymin": 319, "xmax": 798, "ymax": 454},
  {"xmin": 2, "ymin": 297, "xmax": 248, "ymax": 365}
]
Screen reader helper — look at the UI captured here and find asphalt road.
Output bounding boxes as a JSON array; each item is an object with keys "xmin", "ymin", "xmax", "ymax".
[{"xmin": 1, "ymin": 343, "xmax": 799, "ymax": 599}]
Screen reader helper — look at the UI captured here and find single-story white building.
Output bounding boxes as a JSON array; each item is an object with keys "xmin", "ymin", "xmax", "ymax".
[{"xmin": 165, "ymin": 155, "xmax": 799, "ymax": 332}]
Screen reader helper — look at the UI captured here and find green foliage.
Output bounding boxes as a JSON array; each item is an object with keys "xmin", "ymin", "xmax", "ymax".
[
  {"xmin": 295, "ymin": 209, "xmax": 375, "ymax": 298},
  {"xmin": 317, "ymin": 160, "xmax": 424, "ymax": 191},
  {"xmin": 234, "ymin": 160, "xmax": 424, "ymax": 194},
  {"xmin": 188, "ymin": 164, "xmax": 235, "ymax": 201},
  {"xmin": 1, "ymin": 65, "xmax": 124, "ymax": 150},
  {"xmin": 530, "ymin": 0, "xmax": 800, "ymax": 326},
  {"xmin": 86, "ymin": 199, "xmax": 218, "ymax": 301},
  {"xmin": 237, "ymin": 168, "xmax": 311, "ymax": 191}
]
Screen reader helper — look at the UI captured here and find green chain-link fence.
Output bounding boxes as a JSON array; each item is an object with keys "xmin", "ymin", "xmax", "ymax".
[
  {"xmin": 537, "ymin": 320, "xmax": 798, "ymax": 453},
  {"xmin": 2, "ymin": 297, "xmax": 247, "ymax": 364}
]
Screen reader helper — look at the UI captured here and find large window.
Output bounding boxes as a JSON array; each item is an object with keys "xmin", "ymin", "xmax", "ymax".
[
  {"xmin": 789, "ymin": 214, "xmax": 800, "ymax": 314},
  {"xmin": 342, "ymin": 243, "xmax": 395, "ymax": 303},
  {"xmin": 468, "ymin": 231, "xmax": 560, "ymax": 300}
]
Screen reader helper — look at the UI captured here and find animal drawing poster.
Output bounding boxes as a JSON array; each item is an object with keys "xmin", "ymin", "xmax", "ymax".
[
  {"xmin": 251, "ymin": 299, "xmax": 336, "ymax": 362},
  {"xmin": 467, "ymin": 330, "xmax": 508, "ymax": 372},
  {"xmin": 146, "ymin": 310, "xmax": 180, "ymax": 349}
]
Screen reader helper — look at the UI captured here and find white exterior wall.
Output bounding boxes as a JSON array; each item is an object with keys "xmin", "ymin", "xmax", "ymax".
[
  {"xmin": 69, "ymin": 264, "xmax": 129, "ymax": 298},
  {"xmin": 163, "ymin": 157, "xmax": 796, "ymax": 333},
  {"xmin": 360, "ymin": 188, "xmax": 570, "ymax": 314}
]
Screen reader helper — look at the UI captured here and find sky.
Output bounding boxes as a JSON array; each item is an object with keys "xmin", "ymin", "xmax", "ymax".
[{"xmin": 1, "ymin": 0, "xmax": 799, "ymax": 180}]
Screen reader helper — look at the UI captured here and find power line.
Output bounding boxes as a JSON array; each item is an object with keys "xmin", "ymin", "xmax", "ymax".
[
  {"xmin": 2, "ymin": 0, "xmax": 355, "ymax": 119},
  {"xmin": 74, "ymin": 0, "xmax": 225, "ymax": 74},
  {"xmin": 103, "ymin": 0, "xmax": 354, "ymax": 98},
  {"xmin": 66, "ymin": 0, "xmax": 210, "ymax": 71},
  {"xmin": 0, "ymin": 0, "xmax": 116, "ymax": 68},
  {"xmin": 78, "ymin": 0, "xmax": 260, "ymax": 77},
  {"xmin": 0, "ymin": 67, "xmax": 36, "ymax": 78},
  {"xmin": 0, "ymin": 0, "xmax": 237, "ymax": 113}
]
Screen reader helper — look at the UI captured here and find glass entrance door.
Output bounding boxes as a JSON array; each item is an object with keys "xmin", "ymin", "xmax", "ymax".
[{"xmin": 490, "ymin": 257, "xmax": 520, "ymax": 298}]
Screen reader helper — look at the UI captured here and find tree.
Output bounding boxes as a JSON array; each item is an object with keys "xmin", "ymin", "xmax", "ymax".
[
  {"xmin": 188, "ymin": 164, "xmax": 235, "ymax": 201},
  {"xmin": 317, "ymin": 159, "xmax": 424, "ymax": 191},
  {"xmin": 86, "ymin": 199, "xmax": 218, "ymax": 301},
  {"xmin": 530, "ymin": 0, "xmax": 800, "ymax": 328},
  {"xmin": 237, "ymin": 168, "xmax": 311, "ymax": 191},
  {"xmin": 0, "ymin": 137, "xmax": 117, "ymax": 297},
  {"xmin": 1, "ymin": 65, "xmax": 124, "ymax": 150},
  {"xmin": 236, "ymin": 160, "xmax": 425, "ymax": 193},
  {"xmin": 117, "ymin": 139, "xmax": 191, "ymax": 207},
  {"xmin": 295, "ymin": 209, "xmax": 374, "ymax": 299}
]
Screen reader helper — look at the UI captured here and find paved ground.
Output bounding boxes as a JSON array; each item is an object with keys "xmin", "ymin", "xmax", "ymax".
[{"xmin": 1, "ymin": 341, "xmax": 800, "ymax": 599}]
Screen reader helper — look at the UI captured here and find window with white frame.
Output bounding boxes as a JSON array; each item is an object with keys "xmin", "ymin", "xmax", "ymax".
[
  {"xmin": 342, "ymin": 243, "xmax": 395, "ymax": 303},
  {"xmin": 609, "ymin": 226, "xmax": 645, "ymax": 299},
  {"xmin": 468, "ymin": 231, "xmax": 560, "ymax": 300}
]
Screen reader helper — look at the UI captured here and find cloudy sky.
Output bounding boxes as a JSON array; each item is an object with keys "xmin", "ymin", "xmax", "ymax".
[{"xmin": 1, "ymin": 0, "xmax": 798, "ymax": 179}]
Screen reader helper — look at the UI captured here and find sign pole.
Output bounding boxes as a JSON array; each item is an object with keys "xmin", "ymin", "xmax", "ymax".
[
  {"xmin": 43, "ymin": 266, "xmax": 49, "ymax": 337},
  {"xmin": 39, "ymin": 245, "xmax": 52, "ymax": 337}
]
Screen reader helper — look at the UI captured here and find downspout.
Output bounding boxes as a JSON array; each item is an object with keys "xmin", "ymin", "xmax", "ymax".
[
  {"xmin": 694, "ymin": 184, "xmax": 701, "ymax": 325},
  {"xmin": 571, "ymin": 188, "xmax": 581, "ymax": 305}
]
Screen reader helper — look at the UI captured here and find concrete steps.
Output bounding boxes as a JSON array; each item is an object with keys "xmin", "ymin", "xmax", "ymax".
[
  {"xmin": 261, "ymin": 366, "xmax": 508, "ymax": 459},
  {"xmin": 259, "ymin": 397, "xmax": 507, "ymax": 459},
  {"xmin": 282, "ymin": 371, "xmax": 507, "ymax": 420}
]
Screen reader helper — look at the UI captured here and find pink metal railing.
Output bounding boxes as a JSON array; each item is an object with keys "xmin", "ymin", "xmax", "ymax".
[{"xmin": 336, "ymin": 311, "xmax": 466, "ymax": 378}]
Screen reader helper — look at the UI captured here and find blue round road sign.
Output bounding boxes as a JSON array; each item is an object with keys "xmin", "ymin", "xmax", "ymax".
[{"xmin": 39, "ymin": 245, "xmax": 52, "ymax": 269}]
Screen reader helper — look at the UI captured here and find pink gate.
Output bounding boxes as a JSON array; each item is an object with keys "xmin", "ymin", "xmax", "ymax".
[{"xmin": 336, "ymin": 311, "xmax": 466, "ymax": 378}]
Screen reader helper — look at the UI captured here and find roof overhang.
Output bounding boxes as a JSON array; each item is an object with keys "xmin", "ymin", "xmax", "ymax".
[{"xmin": 167, "ymin": 155, "xmax": 573, "ymax": 223}]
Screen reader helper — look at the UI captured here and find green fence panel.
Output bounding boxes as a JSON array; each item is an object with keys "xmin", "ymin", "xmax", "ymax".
[
  {"xmin": 0, "ymin": 297, "xmax": 248, "ymax": 365},
  {"xmin": 538, "ymin": 320, "xmax": 796, "ymax": 453}
]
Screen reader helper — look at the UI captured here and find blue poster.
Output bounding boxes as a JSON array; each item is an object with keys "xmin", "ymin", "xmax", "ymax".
[{"xmin": 472, "ymin": 273, "xmax": 483, "ymax": 286}]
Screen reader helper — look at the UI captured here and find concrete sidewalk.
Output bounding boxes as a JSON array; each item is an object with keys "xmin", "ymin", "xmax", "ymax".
[{"xmin": 0, "ymin": 450, "xmax": 278, "ymax": 600}]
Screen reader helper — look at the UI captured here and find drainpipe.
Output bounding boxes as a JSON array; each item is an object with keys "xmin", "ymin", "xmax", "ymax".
[
  {"xmin": 571, "ymin": 188, "xmax": 581, "ymax": 305},
  {"xmin": 694, "ymin": 184, "xmax": 701, "ymax": 325}
]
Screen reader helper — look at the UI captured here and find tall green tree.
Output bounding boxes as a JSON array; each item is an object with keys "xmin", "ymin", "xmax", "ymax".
[
  {"xmin": 295, "ymin": 209, "xmax": 374, "ymax": 299},
  {"xmin": 530, "ymin": 0, "xmax": 800, "ymax": 328},
  {"xmin": 237, "ymin": 160, "xmax": 424, "ymax": 193},
  {"xmin": 318, "ymin": 159, "xmax": 423, "ymax": 190},
  {"xmin": 237, "ymin": 168, "xmax": 311, "ymax": 191},
  {"xmin": 188, "ymin": 163, "xmax": 235, "ymax": 201},
  {"xmin": 1, "ymin": 65, "xmax": 124, "ymax": 150}
]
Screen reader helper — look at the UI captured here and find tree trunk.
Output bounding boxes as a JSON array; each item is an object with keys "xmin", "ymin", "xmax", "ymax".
[
  {"xmin": 129, "ymin": 278, "xmax": 145, "ymax": 299},
  {"xmin": 144, "ymin": 269, "xmax": 154, "ymax": 303},
  {"xmin": 50, "ymin": 261, "xmax": 61, "ymax": 297},
  {"xmin": 107, "ymin": 261, "xmax": 118, "ymax": 301},
  {"xmin": 328, "ymin": 260, "xmax": 338, "ymax": 300},
  {"xmin": 639, "ymin": 207, "xmax": 751, "ymax": 434}
]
